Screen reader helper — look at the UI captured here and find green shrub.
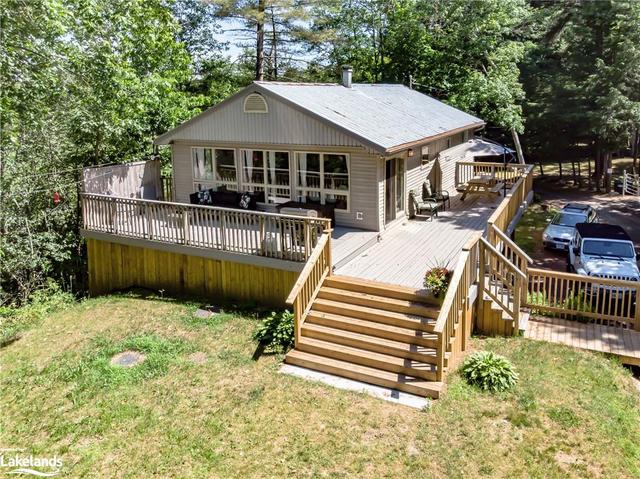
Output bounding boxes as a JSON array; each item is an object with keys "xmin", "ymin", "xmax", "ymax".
[
  {"xmin": 461, "ymin": 351, "xmax": 518, "ymax": 393},
  {"xmin": 253, "ymin": 310, "xmax": 294, "ymax": 353}
]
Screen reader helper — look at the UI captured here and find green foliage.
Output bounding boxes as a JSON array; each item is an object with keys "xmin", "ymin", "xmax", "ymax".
[
  {"xmin": 424, "ymin": 264, "xmax": 452, "ymax": 297},
  {"xmin": 461, "ymin": 351, "xmax": 519, "ymax": 393},
  {"xmin": 55, "ymin": 333, "xmax": 191, "ymax": 399},
  {"xmin": 253, "ymin": 310, "xmax": 294, "ymax": 353},
  {"xmin": 0, "ymin": 280, "xmax": 74, "ymax": 346}
]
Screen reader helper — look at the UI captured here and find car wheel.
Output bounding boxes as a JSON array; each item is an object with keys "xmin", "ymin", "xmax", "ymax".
[{"xmin": 566, "ymin": 262, "xmax": 574, "ymax": 273}]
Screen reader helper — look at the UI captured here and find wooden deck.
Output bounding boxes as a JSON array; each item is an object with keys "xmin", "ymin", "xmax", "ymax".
[
  {"xmin": 525, "ymin": 316, "xmax": 640, "ymax": 366},
  {"xmin": 334, "ymin": 193, "xmax": 502, "ymax": 288}
]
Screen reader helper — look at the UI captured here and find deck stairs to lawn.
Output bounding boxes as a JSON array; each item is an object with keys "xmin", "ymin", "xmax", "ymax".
[{"xmin": 285, "ymin": 275, "xmax": 447, "ymax": 399}]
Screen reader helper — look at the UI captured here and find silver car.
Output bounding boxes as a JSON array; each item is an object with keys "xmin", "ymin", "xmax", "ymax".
[{"xmin": 542, "ymin": 204, "xmax": 597, "ymax": 251}]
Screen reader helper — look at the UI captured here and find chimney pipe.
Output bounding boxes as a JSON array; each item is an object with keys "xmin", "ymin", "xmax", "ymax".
[{"xmin": 341, "ymin": 65, "xmax": 353, "ymax": 88}]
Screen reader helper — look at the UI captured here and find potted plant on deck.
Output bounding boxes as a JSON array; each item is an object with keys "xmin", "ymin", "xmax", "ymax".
[{"xmin": 423, "ymin": 263, "xmax": 453, "ymax": 299}]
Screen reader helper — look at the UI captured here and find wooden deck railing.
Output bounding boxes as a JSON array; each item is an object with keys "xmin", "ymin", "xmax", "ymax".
[
  {"xmin": 161, "ymin": 175, "xmax": 173, "ymax": 201},
  {"xmin": 433, "ymin": 233, "xmax": 481, "ymax": 380},
  {"xmin": 285, "ymin": 232, "xmax": 333, "ymax": 345},
  {"xmin": 81, "ymin": 193, "xmax": 331, "ymax": 262},
  {"xmin": 486, "ymin": 164, "xmax": 534, "ymax": 233},
  {"xmin": 479, "ymin": 237, "xmax": 526, "ymax": 329},
  {"xmin": 455, "ymin": 162, "xmax": 528, "ymax": 190},
  {"xmin": 527, "ymin": 268, "xmax": 640, "ymax": 330}
]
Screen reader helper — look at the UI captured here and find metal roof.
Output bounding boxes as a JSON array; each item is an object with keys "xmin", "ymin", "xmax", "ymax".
[
  {"xmin": 253, "ymin": 82, "xmax": 484, "ymax": 152},
  {"xmin": 576, "ymin": 223, "xmax": 632, "ymax": 241},
  {"xmin": 437, "ymin": 138, "xmax": 515, "ymax": 162}
]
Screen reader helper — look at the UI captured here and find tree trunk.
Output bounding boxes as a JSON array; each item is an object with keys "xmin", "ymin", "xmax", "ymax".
[
  {"xmin": 558, "ymin": 160, "xmax": 562, "ymax": 179},
  {"xmin": 633, "ymin": 129, "xmax": 639, "ymax": 172},
  {"xmin": 255, "ymin": 0, "xmax": 265, "ymax": 81},
  {"xmin": 270, "ymin": 6, "xmax": 277, "ymax": 80},
  {"xmin": 587, "ymin": 156, "xmax": 592, "ymax": 190},
  {"xmin": 604, "ymin": 151, "xmax": 612, "ymax": 193},
  {"xmin": 594, "ymin": 140, "xmax": 602, "ymax": 191},
  {"xmin": 571, "ymin": 160, "xmax": 577, "ymax": 186},
  {"xmin": 512, "ymin": 129, "xmax": 525, "ymax": 164}
]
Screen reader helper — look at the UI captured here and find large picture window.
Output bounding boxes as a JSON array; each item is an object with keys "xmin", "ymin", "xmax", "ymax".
[
  {"xmin": 240, "ymin": 149, "xmax": 290, "ymax": 202},
  {"xmin": 192, "ymin": 147, "xmax": 237, "ymax": 191},
  {"xmin": 296, "ymin": 152, "xmax": 349, "ymax": 211}
]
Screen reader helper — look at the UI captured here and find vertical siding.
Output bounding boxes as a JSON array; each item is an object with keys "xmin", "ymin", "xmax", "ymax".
[
  {"xmin": 335, "ymin": 151, "xmax": 380, "ymax": 230},
  {"xmin": 167, "ymin": 88, "xmax": 362, "ymax": 147},
  {"xmin": 172, "ymin": 143, "xmax": 194, "ymax": 203}
]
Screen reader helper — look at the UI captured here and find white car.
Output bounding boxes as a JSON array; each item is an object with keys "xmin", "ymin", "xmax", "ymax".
[
  {"xmin": 568, "ymin": 223, "xmax": 640, "ymax": 282},
  {"xmin": 542, "ymin": 204, "xmax": 597, "ymax": 251}
]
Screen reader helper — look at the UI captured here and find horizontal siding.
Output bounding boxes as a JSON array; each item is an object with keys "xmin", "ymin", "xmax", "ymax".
[
  {"xmin": 405, "ymin": 129, "xmax": 473, "ymax": 202},
  {"xmin": 167, "ymin": 88, "xmax": 362, "ymax": 148}
]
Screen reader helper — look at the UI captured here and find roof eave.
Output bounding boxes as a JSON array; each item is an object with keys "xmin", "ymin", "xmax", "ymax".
[{"xmin": 382, "ymin": 121, "xmax": 485, "ymax": 155}]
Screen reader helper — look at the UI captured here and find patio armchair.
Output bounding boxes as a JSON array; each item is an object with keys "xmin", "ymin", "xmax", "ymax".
[
  {"xmin": 422, "ymin": 179, "xmax": 451, "ymax": 210},
  {"xmin": 409, "ymin": 190, "xmax": 439, "ymax": 221}
]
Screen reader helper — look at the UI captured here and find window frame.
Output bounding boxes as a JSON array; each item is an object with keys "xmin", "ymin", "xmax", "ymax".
[
  {"xmin": 421, "ymin": 144, "xmax": 431, "ymax": 169},
  {"xmin": 239, "ymin": 149, "xmax": 291, "ymax": 203},
  {"xmin": 191, "ymin": 146, "xmax": 238, "ymax": 192},
  {"xmin": 294, "ymin": 151, "xmax": 350, "ymax": 212}
]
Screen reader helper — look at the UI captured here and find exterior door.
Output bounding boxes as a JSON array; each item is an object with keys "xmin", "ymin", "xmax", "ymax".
[{"xmin": 385, "ymin": 158, "xmax": 405, "ymax": 225}]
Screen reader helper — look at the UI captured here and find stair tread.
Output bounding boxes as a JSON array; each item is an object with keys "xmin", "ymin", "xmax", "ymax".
[
  {"xmin": 325, "ymin": 275, "xmax": 437, "ymax": 305},
  {"xmin": 285, "ymin": 349, "xmax": 444, "ymax": 397},
  {"xmin": 307, "ymin": 309, "xmax": 437, "ymax": 340},
  {"xmin": 314, "ymin": 297, "xmax": 437, "ymax": 329},
  {"xmin": 318, "ymin": 287, "xmax": 440, "ymax": 318},
  {"xmin": 302, "ymin": 323, "xmax": 438, "ymax": 356},
  {"xmin": 298, "ymin": 337, "xmax": 437, "ymax": 372}
]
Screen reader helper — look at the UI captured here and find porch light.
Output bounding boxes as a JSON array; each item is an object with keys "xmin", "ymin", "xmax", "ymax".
[{"xmin": 407, "ymin": 148, "xmax": 414, "ymax": 157}]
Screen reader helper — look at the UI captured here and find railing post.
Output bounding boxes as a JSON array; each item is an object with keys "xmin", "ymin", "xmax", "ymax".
[
  {"xmin": 109, "ymin": 198, "xmax": 117, "ymax": 234},
  {"xmin": 635, "ymin": 285, "xmax": 640, "ymax": 331},
  {"xmin": 477, "ymin": 241, "xmax": 486, "ymax": 322},
  {"xmin": 183, "ymin": 208, "xmax": 190, "ymax": 245},
  {"xmin": 436, "ymin": 333, "xmax": 445, "ymax": 381},
  {"xmin": 326, "ymin": 227, "xmax": 333, "ymax": 275}
]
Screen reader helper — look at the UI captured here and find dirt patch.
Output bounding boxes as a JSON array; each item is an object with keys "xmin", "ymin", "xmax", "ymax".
[
  {"xmin": 187, "ymin": 351, "xmax": 208, "ymax": 364},
  {"xmin": 110, "ymin": 350, "xmax": 146, "ymax": 367}
]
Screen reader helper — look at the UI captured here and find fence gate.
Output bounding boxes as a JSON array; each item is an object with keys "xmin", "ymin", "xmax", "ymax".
[{"xmin": 622, "ymin": 171, "xmax": 640, "ymax": 196}]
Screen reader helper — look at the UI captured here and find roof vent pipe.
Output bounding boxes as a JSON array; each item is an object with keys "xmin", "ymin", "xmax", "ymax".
[{"xmin": 341, "ymin": 65, "xmax": 353, "ymax": 88}]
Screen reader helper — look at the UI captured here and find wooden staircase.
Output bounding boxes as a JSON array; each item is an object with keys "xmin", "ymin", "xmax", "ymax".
[{"xmin": 285, "ymin": 275, "xmax": 446, "ymax": 398}]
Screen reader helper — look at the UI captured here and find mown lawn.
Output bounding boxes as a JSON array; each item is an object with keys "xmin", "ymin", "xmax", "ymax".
[
  {"xmin": 514, "ymin": 202, "xmax": 554, "ymax": 256},
  {"xmin": 1, "ymin": 295, "xmax": 639, "ymax": 478}
]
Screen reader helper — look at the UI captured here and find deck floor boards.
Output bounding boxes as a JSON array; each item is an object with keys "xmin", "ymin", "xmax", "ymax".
[
  {"xmin": 525, "ymin": 316, "xmax": 640, "ymax": 366},
  {"xmin": 334, "ymin": 193, "xmax": 501, "ymax": 289}
]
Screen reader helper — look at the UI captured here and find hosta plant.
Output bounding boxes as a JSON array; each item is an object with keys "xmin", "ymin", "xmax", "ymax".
[
  {"xmin": 253, "ymin": 310, "xmax": 294, "ymax": 353},
  {"xmin": 461, "ymin": 351, "xmax": 518, "ymax": 393}
]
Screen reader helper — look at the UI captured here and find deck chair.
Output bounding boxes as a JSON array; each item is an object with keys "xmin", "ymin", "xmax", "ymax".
[
  {"xmin": 422, "ymin": 179, "xmax": 451, "ymax": 210},
  {"xmin": 409, "ymin": 190, "xmax": 439, "ymax": 221}
]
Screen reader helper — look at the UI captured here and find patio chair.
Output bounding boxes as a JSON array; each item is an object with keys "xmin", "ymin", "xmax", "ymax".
[
  {"xmin": 409, "ymin": 190, "xmax": 439, "ymax": 221},
  {"xmin": 422, "ymin": 179, "xmax": 451, "ymax": 210}
]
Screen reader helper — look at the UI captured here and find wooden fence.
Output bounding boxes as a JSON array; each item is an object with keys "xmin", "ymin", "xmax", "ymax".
[
  {"xmin": 285, "ymin": 233, "xmax": 333, "ymax": 345},
  {"xmin": 81, "ymin": 193, "xmax": 331, "ymax": 262},
  {"xmin": 527, "ymin": 268, "xmax": 640, "ymax": 330},
  {"xmin": 82, "ymin": 159, "xmax": 162, "ymax": 199}
]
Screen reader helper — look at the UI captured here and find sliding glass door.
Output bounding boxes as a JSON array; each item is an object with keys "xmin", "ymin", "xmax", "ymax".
[{"xmin": 385, "ymin": 157, "xmax": 405, "ymax": 225}]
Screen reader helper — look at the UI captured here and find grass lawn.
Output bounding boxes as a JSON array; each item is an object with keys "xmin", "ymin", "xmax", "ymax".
[
  {"xmin": 1, "ymin": 295, "xmax": 639, "ymax": 478},
  {"xmin": 514, "ymin": 203, "xmax": 555, "ymax": 256}
]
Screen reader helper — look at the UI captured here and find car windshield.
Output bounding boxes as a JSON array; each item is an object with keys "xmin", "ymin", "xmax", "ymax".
[
  {"xmin": 553, "ymin": 213, "xmax": 586, "ymax": 227},
  {"xmin": 582, "ymin": 239, "xmax": 635, "ymax": 258}
]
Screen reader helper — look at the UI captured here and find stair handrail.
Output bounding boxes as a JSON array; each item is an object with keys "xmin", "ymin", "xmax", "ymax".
[
  {"xmin": 479, "ymin": 237, "xmax": 526, "ymax": 282},
  {"xmin": 433, "ymin": 233, "xmax": 483, "ymax": 381},
  {"xmin": 285, "ymin": 231, "xmax": 333, "ymax": 346},
  {"xmin": 489, "ymin": 224, "xmax": 533, "ymax": 273}
]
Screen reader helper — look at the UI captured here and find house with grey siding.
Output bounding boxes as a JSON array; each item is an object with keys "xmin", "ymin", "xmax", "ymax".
[{"xmin": 154, "ymin": 68, "xmax": 484, "ymax": 232}]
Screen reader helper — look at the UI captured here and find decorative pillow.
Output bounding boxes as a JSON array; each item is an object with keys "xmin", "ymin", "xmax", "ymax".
[
  {"xmin": 422, "ymin": 181, "xmax": 432, "ymax": 200},
  {"xmin": 239, "ymin": 192, "xmax": 251, "ymax": 209}
]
